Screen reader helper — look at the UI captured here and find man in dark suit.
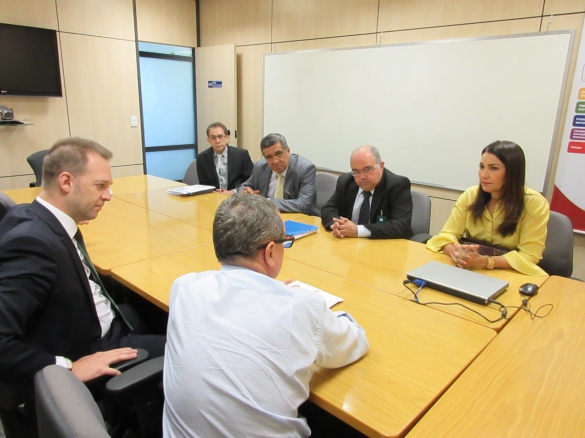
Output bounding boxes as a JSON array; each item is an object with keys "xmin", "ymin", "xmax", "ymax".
[
  {"xmin": 0, "ymin": 137, "xmax": 165, "ymax": 437},
  {"xmin": 321, "ymin": 145, "xmax": 413, "ymax": 239},
  {"xmin": 230, "ymin": 133, "xmax": 320, "ymax": 216},
  {"xmin": 197, "ymin": 122, "xmax": 254, "ymax": 190}
]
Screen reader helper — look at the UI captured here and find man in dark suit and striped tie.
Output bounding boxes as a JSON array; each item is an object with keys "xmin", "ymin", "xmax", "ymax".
[{"xmin": 197, "ymin": 122, "xmax": 254, "ymax": 191}]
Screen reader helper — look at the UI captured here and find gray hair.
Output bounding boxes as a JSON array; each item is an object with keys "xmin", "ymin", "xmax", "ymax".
[
  {"xmin": 213, "ymin": 194, "xmax": 284, "ymax": 263},
  {"xmin": 43, "ymin": 137, "xmax": 112, "ymax": 188},
  {"xmin": 260, "ymin": 133, "xmax": 288, "ymax": 152}
]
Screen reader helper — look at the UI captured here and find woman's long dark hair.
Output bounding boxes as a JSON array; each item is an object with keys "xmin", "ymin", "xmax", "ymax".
[{"xmin": 470, "ymin": 140, "xmax": 526, "ymax": 237}]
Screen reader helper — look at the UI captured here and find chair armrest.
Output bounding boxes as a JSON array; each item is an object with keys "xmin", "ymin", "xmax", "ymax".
[
  {"xmin": 110, "ymin": 348, "xmax": 149, "ymax": 373},
  {"xmin": 104, "ymin": 356, "xmax": 165, "ymax": 438},
  {"xmin": 106, "ymin": 356, "xmax": 164, "ymax": 394}
]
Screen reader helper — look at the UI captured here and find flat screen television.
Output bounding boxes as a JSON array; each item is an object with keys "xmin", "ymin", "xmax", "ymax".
[{"xmin": 0, "ymin": 23, "xmax": 63, "ymax": 97}]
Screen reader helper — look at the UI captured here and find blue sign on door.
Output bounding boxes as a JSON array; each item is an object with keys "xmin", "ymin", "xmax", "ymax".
[{"xmin": 208, "ymin": 81, "xmax": 223, "ymax": 88}]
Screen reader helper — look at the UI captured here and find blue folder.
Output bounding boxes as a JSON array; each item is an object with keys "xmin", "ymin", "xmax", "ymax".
[{"xmin": 284, "ymin": 220, "xmax": 318, "ymax": 238}]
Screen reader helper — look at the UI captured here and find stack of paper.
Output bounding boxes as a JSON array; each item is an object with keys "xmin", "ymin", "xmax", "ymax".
[
  {"xmin": 167, "ymin": 185, "xmax": 216, "ymax": 196},
  {"xmin": 287, "ymin": 280, "xmax": 343, "ymax": 308}
]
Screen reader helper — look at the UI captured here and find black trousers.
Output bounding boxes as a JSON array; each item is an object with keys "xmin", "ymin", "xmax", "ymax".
[
  {"xmin": 91, "ymin": 303, "xmax": 167, "ymax": 358},
  {"xmin": 299, "ymin": 400, "xmax": 367, "ymax": 438}
]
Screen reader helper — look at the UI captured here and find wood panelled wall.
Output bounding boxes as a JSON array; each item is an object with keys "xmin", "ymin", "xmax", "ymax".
[
  {"xmin": 0, "ymin": 0, "xmax": 197, "ymax": 189},
  {"xmin": 199, "ymin": 0, "xmax": 585, "ymax": 279}
]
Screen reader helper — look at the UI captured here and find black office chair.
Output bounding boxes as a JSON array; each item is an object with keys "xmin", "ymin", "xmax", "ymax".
[
  {"xmin": 35, "ymin": 365, "xmax": 110, "ymax": 438},
  {"xmin": 34, "ymin": 356, "xmax": 164, "ymax": 438},
  {"xmin": 0, "ymin": 350, "xmax": 149, "ymax": 438},
  {"xmin": 0, "ymin": 192, "xmax": 16, "ymax": 222},
  {"xmin": 26, "ymin": 149, "xmax": 49, "ymax": 187},
  {"xmin": 410, "ymin": 190, "xmax": 432, "ymax": 243},
  {"xmin": 538, "ymin": 211, "xmax": 574, "ymax": 278},
  {"xmin": 105, "ymin": 356, "xmax": 165, "ymax": 438}
]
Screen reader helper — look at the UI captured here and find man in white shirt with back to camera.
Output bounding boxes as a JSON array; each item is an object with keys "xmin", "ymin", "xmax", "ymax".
[{"xmin": 163, "ymin": 193, "xmax": 369, "ymax": 438}]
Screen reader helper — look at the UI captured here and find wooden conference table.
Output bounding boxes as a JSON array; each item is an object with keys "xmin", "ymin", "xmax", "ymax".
[
  {"xmin": 407, "ymin": 276, "xmax": 585, "ymax": 438},
  {"xmin": 0, "ymin": 175, "xmax": 563, "ymax": 437},
  {"xmin": 114, "ymin": 185, "xmax": 547, "ymax": 331}
]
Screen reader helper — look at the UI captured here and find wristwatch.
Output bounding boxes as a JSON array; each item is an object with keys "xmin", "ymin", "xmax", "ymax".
[
  {"xmin": 64, "ymin": 357, "xmax": 73, "ymax": 370},
  {"xmin": 486, "ymin": 256, "xmax": 495, "ymax": 270}
]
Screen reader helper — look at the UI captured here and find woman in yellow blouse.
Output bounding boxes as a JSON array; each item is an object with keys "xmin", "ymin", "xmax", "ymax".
[{"xmin": 427, "ymin": 140, "xmax": 549, "ymax": 276}]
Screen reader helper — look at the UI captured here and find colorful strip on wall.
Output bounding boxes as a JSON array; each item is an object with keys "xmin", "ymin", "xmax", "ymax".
[{"xmin": 552, "ymin": 22, "xmax": 585, "ymax": 233}]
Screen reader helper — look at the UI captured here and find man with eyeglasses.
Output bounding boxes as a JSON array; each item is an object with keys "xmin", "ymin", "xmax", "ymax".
[
  {"xmin": 321, "ymin": 145, "xmax": 413, "ymax": 239},
  {"xmin": 163, "ymin": 194, "xmax": 369, "ymax": 438},
  {"xmin": 230, "ymin": 133, "xmax": 320, "ymax": 216},
  {"xmin": 196, "ymin": 122, "xmax": 254, "ymax": 191}
]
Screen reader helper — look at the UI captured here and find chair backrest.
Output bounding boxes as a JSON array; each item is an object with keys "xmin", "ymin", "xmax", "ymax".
[
  {"xmin": 35, "ymin": 365, "xmax": 109, "ymax": 438},
  {"xmin": 315, "ymin": 172, "xmax": 338, "ymax": 210},
  {"xmin": 183, "ymin": 159, "xmax": 199, "ymax": 185},
  {"xmin": 538, "ymin": 211, "xmax": 574, "ymax": 277},
  {"xmin": 0, "ymin": 192, "xmax": 17, "ymax": 223},
  {"xmin": 27, "ymin": 149, "xmax": 49, "ymax": 187},
  {"xmin": 411, "ymin": 190, "xmax": 431, "ymax": 235}
]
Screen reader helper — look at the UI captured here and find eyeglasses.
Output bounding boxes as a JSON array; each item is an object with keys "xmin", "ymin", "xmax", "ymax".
[
  {"xmin": 257, "ymin": 235, "xmax": 295, "ymax": 250},
  {"xmin": 209, "ymin": 134, "xmax": 226, "ymax": 141},
  {"xmin": 263, "ymin": 150, "xmax": 286, "ymax": 161},
  {"xmin": 351, "ymin": 163, "xmax": 380, "ymax": 176}
]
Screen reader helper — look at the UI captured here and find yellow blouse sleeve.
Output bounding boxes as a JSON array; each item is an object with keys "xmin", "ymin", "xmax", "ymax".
[
  {"xmin": 502, "ymin": 189, "xmax": 549, "ymax": 276},
  {"xmin": 426, "ymin": 188, "xmax": 475, "ymax": 253}
]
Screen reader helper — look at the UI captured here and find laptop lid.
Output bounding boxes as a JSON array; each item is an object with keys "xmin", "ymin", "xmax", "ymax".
[{"xmin": 406, "ymin": 261, "xmax": 509, "ymax": 305}]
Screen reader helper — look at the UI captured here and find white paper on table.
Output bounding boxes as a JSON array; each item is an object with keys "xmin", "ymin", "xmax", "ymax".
[{"xmin": 287, "ymin": 280, "xmax": 344, "ymax": 308}]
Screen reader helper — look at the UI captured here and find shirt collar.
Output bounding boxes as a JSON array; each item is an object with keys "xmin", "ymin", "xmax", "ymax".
[
  {"xmin": 357, "ymin": 187, "xmax": 375, "ymax": 198},
  {"xmin": 215, "ymin": 151, "xmax": 226, "ymax": 159},
  {"xmin": 272, "ymin": 166, "xmax": 288, "ymax": 179},
  {"xmin": 36, "ymin": 196, "xmax": 78, "ymax": 240},
  {"xmin": 220, "ymin": 265, "xmax": 249, "ymax": 273}
]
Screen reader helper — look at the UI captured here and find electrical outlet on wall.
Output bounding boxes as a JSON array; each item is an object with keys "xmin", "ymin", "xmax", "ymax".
[{"xmin": 130, "ymin": 116, "xmax": 138, "ymax": 127}]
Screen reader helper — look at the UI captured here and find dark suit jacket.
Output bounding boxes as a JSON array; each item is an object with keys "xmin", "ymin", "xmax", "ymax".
[
  {"xmin": 237, "ymin": 154, "xmax": 320, "ymax": 216},
  {"xmin": 197, "ymin": 145, "xmax": 254, "ymax": 190},
  {"xmin": 321, "ymin": 168, "xmax": 413, "ymax": 239},
  {"xmin": 0, "ymin": 201, "xmax": 105, "ymax": 391}
]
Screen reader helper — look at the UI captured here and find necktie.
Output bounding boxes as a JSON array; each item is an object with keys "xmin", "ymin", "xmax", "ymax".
[
  {"xmin": 216, "ymin": 154, "xmax": 228, "ymax": 190},
  {"xmin": 358, "ymin": 191, "xmax": 371, "ymax": 225},
  {"xmin": 74, "ymin": 229, "xmax": 133, "ymax": 330},
  {"xmin": 274, "ymin": 173, "xmax": 284, "ymax": 199}
]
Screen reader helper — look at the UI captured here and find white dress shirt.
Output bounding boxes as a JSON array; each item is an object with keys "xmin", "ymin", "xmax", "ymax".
[{"xmin": 163, "ymin": 265, "xmax": 369, "ymax": 438}]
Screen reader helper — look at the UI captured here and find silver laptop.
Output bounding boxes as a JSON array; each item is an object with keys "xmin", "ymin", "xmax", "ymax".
[{"xmin": 406, "ymin": 261, "xmax": 509, "ymax": 305}]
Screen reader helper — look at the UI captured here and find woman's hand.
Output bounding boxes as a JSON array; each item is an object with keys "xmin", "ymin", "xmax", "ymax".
[
  {"xmin": 444, "ymin": 243, "xmax": 487, "ymax": 269},
  {"xmin": 458, "ymin": 245, "xmax": 489, "ymax": 268}
]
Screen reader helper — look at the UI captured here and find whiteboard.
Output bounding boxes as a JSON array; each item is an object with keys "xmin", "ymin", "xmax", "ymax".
[{"xmin": 263, "ymin": 32, "xmax": 573, "ymax": 192}]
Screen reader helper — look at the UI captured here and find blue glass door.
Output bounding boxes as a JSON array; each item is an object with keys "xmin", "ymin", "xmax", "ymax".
[{"xmin": 138, "ymin": 42, "xmax": 196, "ymax": 181}]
